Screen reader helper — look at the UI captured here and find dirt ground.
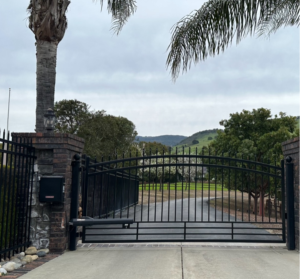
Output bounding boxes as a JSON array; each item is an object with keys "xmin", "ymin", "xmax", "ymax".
[{"xmin": 139, "ymin": 189, "xmax": 215, "ymax": 205}]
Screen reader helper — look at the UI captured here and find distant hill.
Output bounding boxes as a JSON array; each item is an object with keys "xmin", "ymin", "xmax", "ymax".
[
  {"xmin": 173, "ymin": 115, "xmax": 300, "ymax": 154},
  {"xmin": 137, "ymin": 115, "xmax": 299, "ymax": 153},
  {"xmin": 173, "ymin": 129, "xmax": 221, "ymax": 153},
  {"xmin": 136, "ymin": 135, "xmax": 187, "ymax": 147}
]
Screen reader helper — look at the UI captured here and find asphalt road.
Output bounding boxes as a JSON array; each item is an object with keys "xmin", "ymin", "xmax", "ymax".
[{"xmin": 84, "ymin": 198, "xmax": 282, "ymax": 242}]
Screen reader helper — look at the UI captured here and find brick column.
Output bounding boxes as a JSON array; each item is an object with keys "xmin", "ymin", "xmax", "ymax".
[
  {"xmin": 12, "ymin": 133, "xmax": 84, "ymax": 253},
  {"xmin": 282, "ymin": 137, "xmax": 299, "ymax": 251}
]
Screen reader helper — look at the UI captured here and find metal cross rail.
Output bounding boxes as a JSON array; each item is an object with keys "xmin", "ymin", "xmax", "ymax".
[{"xmin": 69, "ymin": 218, "xmax": 133, "ymax": 227}]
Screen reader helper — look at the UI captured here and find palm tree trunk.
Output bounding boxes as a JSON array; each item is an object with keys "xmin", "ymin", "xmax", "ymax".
[
  {"xmin": 35, "ymin": 40, "xmax": 58, "ymax": 132},
  {"xmin": 28, "ymin": 0, "xmax": 70, "ymax": 132}
]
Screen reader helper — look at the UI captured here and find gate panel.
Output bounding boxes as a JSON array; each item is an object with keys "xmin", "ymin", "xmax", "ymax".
[
  {"xmin": 81, "ymin": 148, "xmax": 285, "ymax": 243},
  {"xmin": 0, "ymin": 131, "xmax": 36, "ymax": 258}
]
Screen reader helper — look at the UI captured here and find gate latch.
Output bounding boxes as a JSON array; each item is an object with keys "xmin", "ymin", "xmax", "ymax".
[{"xmin": 122, "ymin": 224, "xmax": 130, "ymax": 229}]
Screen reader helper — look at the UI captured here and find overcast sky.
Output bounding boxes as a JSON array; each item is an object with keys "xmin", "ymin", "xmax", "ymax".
[{"xmin": 0, "ymin": 1, "xmax": 299, "ymax": 137}]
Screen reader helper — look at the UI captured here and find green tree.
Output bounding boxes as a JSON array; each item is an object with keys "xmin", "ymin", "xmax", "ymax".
[
  {"xmin": 208, "ymin": 108, "xmax": 298, "ymax": 216},
  {"xmin": 27, "ymin": 0, "xmax": 137, "ymax": 132},
  {"xmin": 167, "ymin": 0, "xmax": 299, "ymax": 80},
  {"xmin": 139, "ymin": 154, "xmax": 176, "ymax": 191},
  {"xmin": 78, "ymin": 113, "xmax": 137, "ymax": 160},
  {"xmin": 54, "ymin": 99, "xmax": 105, "ymax": 134},
  {"xmin": 54, "ymin": 99, "xmax": 137, "ymax": 159},
  {"xmin": 137, "ymin": 143, "xmax": 173, "ymax": 189},
  {"xmin": 211, "ymin": 108, "xmax": 298, "ymax": 160}
]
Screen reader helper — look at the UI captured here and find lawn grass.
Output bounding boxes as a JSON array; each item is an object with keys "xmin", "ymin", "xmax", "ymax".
[{"xmin": 139, "ymin": 182, "xmax": 226, "ymax": 191}]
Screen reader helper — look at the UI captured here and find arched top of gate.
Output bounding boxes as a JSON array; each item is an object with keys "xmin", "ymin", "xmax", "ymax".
[
  {"xmin": 84, "ymin": 153, "xmax": 283, "ymax": 179},
  {"xmin": 87, "ymin": 154, "xmax": 282, "ymax": 170}
]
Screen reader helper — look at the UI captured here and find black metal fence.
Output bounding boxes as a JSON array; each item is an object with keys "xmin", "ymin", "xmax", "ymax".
[
  {"xmin": 80, "ymin": 147, "xmax": 285, "ymax": 243},
  {"xmin": 80, "ymin": 155, "xmax": 139, "ymax": 219},
  {"xmin": 0, "ymin": 130, "xmax": 36, "ymax": 258}
]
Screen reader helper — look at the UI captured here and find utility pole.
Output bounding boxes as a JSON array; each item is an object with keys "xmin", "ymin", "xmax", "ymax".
[
  {"xmin": 7, "ymin": 88, "xmax": 11, "ymax": 133},
  {"xmin": 3, "ymin": 88, "xmax": 11, "ymax": 165}
]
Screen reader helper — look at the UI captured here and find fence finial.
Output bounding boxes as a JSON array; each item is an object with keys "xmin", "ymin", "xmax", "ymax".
[{"xmin": 285, "ymin": 156, "xmax": 293, "ymax": 163}]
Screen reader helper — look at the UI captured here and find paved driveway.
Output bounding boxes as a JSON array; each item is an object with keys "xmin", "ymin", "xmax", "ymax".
[
  {"xmin": 85, "ymin": 198, "xmax": 282, "ymax": 242},
  {"xmin": 19, "ymin": 243, "xmax": 299, "ymax": 279}
]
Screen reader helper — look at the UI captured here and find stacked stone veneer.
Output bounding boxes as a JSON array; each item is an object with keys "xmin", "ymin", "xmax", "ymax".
[
  {"xmin": 282, "ymin": 137, "xmax": 299, "ymax": 251},
  {"xmin": 12, "ymin": 133, "xmax": 84, "ymax": 253}
]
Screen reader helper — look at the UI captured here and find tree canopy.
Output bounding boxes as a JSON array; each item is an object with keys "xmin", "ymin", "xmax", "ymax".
[
  {"xmin": 205, "ymin": 108, "xmax": 298, "ymax": 216},
  {"xmin": 54, "ymin": 99, "xmax": 137, "ymax": 159},
  {"xmin": 209, "ymin": 108, "xmax": 298, "ymax": 162},
  {"xmin": 54, "ymin": 99, "xmax": 105, "ymax": 134},
  {"xmin": 78, "ymin": 113, "xmax": 137, "ymax": 160},
  {"xmin": 167, "ymin": 0, "xmax": 300, "ymax": 80}
]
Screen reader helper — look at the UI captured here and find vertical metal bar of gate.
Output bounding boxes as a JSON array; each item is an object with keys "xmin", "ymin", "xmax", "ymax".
[
  {"xmin": 83, "ymin": 156, "xmax": 90, "ymax": 217},
  {"xmin": 168, "ymin": 149, "xmax": 171, "ymax": 222},
  {"xmin": 285, "ymin": 156, "xmax": 295, "ymax": 250},
  {"xmin": 281, "ymin": 160, "xmax": 286, "ymax": 244},
  {"xmin": 25, "ymin": 140, "xmax": 35, "ymax": 256},
  {"xmin": 70, "ymin": 154, "xmax": 81, "ymax": 251},
  {"xmin": 195, "ymin": 148, "xmax": 197, "ymax": 222},
  {"xmin": 161, "ymin": 150, "xmax": 165, "ymax": 222}
]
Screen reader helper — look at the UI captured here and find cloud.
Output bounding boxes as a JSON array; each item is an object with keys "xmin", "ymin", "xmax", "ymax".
[{"xmin": 0, "ymin": 0, "xmax": 299, "ymax": 136}]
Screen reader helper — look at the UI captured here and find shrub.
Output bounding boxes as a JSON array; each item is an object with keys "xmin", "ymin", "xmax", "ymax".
[
  {"xmin": 192, "ymin": 140, "xmax": 199, "ymax": 144},
  {"xmin": 208, "ymin": 137, "xmax": 213, "ymax": 140}
]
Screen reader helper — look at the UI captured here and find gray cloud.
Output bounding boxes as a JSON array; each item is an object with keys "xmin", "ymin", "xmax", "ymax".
[{"xmin": 0, "ymin": 0, "xmax": 299, "ymax": 136}]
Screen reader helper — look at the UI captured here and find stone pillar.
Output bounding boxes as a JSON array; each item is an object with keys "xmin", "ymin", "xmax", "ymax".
[
  {"xmin": 12, "ymin": 133, "xmax": 84, "ymax": 253},
  {"xmin": 282, "ymin": 137, "xmax": 299, "ymax": 251}
]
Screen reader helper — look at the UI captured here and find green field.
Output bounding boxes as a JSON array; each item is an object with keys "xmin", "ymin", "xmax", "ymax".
[{"xmin": 139, "ymin": 182, "xmax": 226, "ymax": 191}]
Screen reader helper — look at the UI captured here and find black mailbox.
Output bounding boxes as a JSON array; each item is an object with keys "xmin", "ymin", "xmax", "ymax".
[{"xmin": 39, "ymin": 176, "xmax": 65, "ymax": 203}]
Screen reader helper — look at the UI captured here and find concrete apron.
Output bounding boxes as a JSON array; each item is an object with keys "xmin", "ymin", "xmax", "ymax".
[{"xmin": 19, "ymin": 243, "xmax": 299, "ymax": 279}]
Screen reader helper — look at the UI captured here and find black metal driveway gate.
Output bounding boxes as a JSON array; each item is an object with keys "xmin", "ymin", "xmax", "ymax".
[{"xmin": 74, "ymin": 149, "xmax": 286, "ymax": 244}]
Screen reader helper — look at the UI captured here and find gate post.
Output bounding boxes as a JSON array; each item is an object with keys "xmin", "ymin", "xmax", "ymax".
[
  {"xmin": 69, "ymin": 154, "xmax": 81, "ymax": 251},
  {"xmin": 282, "ymin": 137, "xmax": 299, "ymax": 251},
  {"xmin": 11, "ymin": 133, "xmax": 84, "ymax": 253},
  {"xmin": 286, "ymin": 156, "xmax": 295, "ymax": 250}
]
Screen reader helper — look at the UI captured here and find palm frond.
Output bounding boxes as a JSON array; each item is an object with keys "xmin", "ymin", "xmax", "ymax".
[
  {"xmin": 97, "ymin": 0, "xmax": 137, "ymax": 34},
  {"xmin": 257, "ymin": 0, "xmax": 300, "ymax": 36},
  {"xmin": 166, "ymin": 0, "xmax": 300, "ymax": 81}
]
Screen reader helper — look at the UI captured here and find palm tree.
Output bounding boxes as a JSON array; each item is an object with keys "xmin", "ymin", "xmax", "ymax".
[
  {"xmin": 27, "ymin": 0, "xmax": 136, "ymax": 132},
  {"xmin": 167, "ymin": 0, "xmax": 299, "ymax": 80}
]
